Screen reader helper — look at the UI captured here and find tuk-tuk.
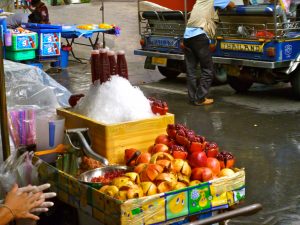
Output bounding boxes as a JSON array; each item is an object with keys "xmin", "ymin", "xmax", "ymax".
[{"xmin": 134, "ymin": 0, "xmax": 300, "ymax": 99}]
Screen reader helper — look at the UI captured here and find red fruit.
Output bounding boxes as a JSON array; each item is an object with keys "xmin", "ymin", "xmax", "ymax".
[
  {"xmin": 202, "ymin": 167, "xmax": 213, "ymax": 182},
  {"xmin": 172, "ymin": 151, "xmax": 188, "ymax": 160},
  {"xmin": 189, "ymin": 142, "xmax": 204, "ymax": 153},
  {"xmin": 68, "ymin": 94, "xmax": 85, "ymax": 107},
  {"xmin": 136, "ymin": 152, "xmax": 151, "ymax": 164},
  {"xmin": 206, "ymin": 142, "xmax": 219, "ymax": 158},
  {"xmin": 176, "ymin": 134, "xmax": 190, "ymax": 147},
  {"xmin": 217, "ymin": 151, "xmax": 235, "ymax": 169},
  {"xmin": 167, "ymin": 139, "xmax": 176, "ymax": 148},
  {"xmin": 206, "ymin": 157, "xmax": 221, "ymax": 176},
  {"xmin": 191, "ymin": 167, "xmax": 213, "ymax": 182},
  {"xmin": 152, "ymin": 143, "xmax": 169, "ymax": 154},
  {"xmin": 148, "ymin": 145, "xmax": 154, "ymax": 154},
  {"xmin": 188, "ymin": 151, "xmax": 207, "ymax": 168},
  {"xmin": 166, "ymin": 124, "xmax": 177, "ymax": 139},
  {"xmin": 124, "ymin": 148, "xmax": 138, "ymax": 166},
  {"xmin": 155, "ymin": 134, "xmax": 170, "ymax": 145},
  {"xmin": 191, "ymin": 168, "xmax": 203, "ymax": 180}
]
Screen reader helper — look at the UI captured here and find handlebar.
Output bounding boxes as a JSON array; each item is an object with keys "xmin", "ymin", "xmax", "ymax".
[{"xmin": 185, "ymin": 203, "xmax": 263, "ymax": 225}]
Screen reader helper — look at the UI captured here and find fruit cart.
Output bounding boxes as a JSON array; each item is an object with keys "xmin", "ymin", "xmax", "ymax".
[{"xmin": 0, "ymin": 39, "xmax": 261, "ymax": 225}]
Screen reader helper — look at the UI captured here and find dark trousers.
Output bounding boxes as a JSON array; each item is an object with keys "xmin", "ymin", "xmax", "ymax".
[{"xmin": 184, "ymin": 34, "xmax": 214, "ymax": 103}]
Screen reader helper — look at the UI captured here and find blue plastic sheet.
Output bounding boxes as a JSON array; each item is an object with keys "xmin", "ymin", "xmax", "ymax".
[{"xmin": 60, "ymin": 25, "xmax": 114, "ymax": 39}]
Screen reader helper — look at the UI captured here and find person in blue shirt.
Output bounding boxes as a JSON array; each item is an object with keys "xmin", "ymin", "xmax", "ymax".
[{"xmin": 184, "ymin": 0, "xmax": 235, "ymax": 106}]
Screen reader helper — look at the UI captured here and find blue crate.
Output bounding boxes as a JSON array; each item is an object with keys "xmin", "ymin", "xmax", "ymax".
[{"xmin": 23, "ymin": 23, "xmax": 62, "ymax": 57}]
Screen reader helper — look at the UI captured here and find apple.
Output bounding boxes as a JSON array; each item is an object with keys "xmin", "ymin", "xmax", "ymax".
[
  {"xmin": 152, "ymin": 143, "xmax": 170, "ymax": 154},
  {"xmin": 206, "ymin": 157, "xmax": 221, "ymax": 176},
  {"xmin": 202, "ymin": 167, "xmax": 213, "ymax": 181},
  {"xmin": 191, "ymin": 168, "xmax": 203, "ymax": 181},
  {"xmin": 188, "ymin": 151, "xmax": 207, "ymax": 168},
  {"xmin": 191, "ymin": 167, "xmax": 213, "ymax": 182},
  {"xmin": 155, "ymin": 134, "xmax": 170, "ymax": 145}
]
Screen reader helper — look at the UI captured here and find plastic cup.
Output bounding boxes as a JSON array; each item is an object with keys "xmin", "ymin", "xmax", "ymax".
[{"xmin": 36, "ymin": 115, "xmax": 65, "ymax": 163}]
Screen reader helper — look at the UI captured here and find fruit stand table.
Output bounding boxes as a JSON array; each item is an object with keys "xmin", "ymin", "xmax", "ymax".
[{"xmin": 60, "ymin": 24, "xmax": 117, "ymax": 63}]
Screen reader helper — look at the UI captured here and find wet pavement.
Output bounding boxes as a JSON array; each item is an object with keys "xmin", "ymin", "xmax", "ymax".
[{"xmin": 46, "ymin": 2, "xmax": 300, "ymax": 224}]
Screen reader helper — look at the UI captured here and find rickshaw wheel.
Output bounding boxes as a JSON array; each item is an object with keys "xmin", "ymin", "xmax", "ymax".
[
  {"xmin": 227, "ymin": 75, "xmax": 253, "ymax": 92},
  {"xmin": 291, "ymin": 70, "xmax": 300, "ymax": 100},
  {"xmin": 158, "ymin": 66, "xmax": 181, "ymax": 79}
]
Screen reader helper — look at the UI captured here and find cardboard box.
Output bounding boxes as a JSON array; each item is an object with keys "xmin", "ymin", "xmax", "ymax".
[{"xmin": 57, "ymin": 108, "xmax": 175, "ymax": 164}]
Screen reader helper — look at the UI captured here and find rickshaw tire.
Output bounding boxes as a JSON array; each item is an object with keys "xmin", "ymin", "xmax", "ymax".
[
  {"xmin": 291, "ymin": 71, "xmax": 300, "ymax": 100},
  {"xmin": 158, "ymin": 66, "xmax": 181, "ymax": 79},
  {"xmin": 227, "ymin": 75, "xmax": 253, "ymax": 92}
]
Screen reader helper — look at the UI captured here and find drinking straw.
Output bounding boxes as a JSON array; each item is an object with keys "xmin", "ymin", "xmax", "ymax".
[
  {"xmin": 49, "ymin": 121, "xmax": 55, "ymax": 148},
  {"xmin": 19, "ymin": 110, "xmax": 26, "ymax": 145},
  {"xmin": 25, "ymin": 109, "xmax": 36, "ymax": 145},
  {"xmin": 8, "ymin": 111, "xmax": 20, "ymax": 147}
]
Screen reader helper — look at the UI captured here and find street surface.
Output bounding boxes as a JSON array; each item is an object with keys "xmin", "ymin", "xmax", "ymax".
[{"xmin": 47, "ymin": 2, "xmax": 300, "ymax": 224}]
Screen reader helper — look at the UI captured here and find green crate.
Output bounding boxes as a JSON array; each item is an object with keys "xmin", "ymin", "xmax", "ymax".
[
  {"xmin": 6, "ymin": 33, "xmax": 38, "ymax": 51},
  {"xmin": 6, "ymin": 50, "xmax": 36, "ymax": 61}
]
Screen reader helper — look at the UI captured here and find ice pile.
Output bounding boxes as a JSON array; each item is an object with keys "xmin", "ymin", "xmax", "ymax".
[{"xmin": 73, "ymin": 76, "xmax": 156, "ymax": 124}]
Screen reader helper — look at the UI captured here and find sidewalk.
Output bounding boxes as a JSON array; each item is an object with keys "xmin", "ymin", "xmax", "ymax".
[{"xmin": 48, "ymin": 1, "xmax": 162, "ymax": 86}]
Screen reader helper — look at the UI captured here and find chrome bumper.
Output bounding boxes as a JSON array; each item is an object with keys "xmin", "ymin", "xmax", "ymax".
[
  {"xmin": 134, "ymin": 49, "xmax": 185, "ymax": 60},
  {"xmin": 134, "ymin": 50, "xmax": 292, "ymax": 69},
  {"xmin": 212, "ymin": 57, "xmax": 291, "ymax": 69}
]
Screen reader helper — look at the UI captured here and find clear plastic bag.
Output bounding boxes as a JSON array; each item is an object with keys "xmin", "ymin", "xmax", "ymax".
[
  {"xmin": 4, "ymin": 59, "xmax": 71, "ymax": 109},
  {"xmin": 0, "ymin": 151, "xmax": 41, "ymax": 200}
]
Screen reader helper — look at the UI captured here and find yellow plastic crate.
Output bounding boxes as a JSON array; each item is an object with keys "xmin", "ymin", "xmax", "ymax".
[{"xmin": 57, "ymin": 108, "xmax": 175, "ymax": 164}]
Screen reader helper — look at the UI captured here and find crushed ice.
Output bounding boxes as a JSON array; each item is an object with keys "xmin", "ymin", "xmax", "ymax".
[{"xmin": 73, "ymin": 76, "xmax": 156, "ymax": 124}]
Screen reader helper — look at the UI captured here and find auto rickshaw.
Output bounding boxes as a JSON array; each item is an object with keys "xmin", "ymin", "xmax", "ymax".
[{"xmin": 135, "ymin": 0, "xmax": 300, "ymax": 99}]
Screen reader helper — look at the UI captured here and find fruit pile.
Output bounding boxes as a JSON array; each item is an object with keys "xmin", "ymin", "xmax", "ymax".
[
  {"xmin": 91, "ymin": 170, "xmax": 126, "ymax": 185},
  {"xmin": 148, "ymin": 97, "xmax": 169, "ymax": 115},
  {"xmin": 98, "ymin": 23, "xmax": 113, "ymax": 29},
  {"xmin": 98, "ymin": 124, "xmax": 237, "ymax": 201},
  {"xmin": 77, "ymin": 24, "xmax": 95, "ymax": 30}
]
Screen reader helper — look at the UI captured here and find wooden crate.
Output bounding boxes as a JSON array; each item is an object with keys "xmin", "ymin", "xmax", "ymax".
[{"xmin": 57, "ymin": 108, "xmax": 175, "ymax": 164}]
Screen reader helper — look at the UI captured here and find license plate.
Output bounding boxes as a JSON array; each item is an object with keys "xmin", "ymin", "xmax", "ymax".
[
  {"xmin": 221, "ymin": 42, "xmax": 263, "ymax": 53},
  {"xmin": 152, "ymin": 57, "xmax": 167, "ymax": 67},
  {"xmin": 148, "ymin": 37, "xmax": 180, "ymax": 49},
  {"xmin": 223, "ymin": 65, "xmax": 240, "ymax": 77}
]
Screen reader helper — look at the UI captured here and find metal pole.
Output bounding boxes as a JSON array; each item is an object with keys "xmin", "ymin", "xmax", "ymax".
[
  {"xmin": 138, "ymin": 0, "xmax": 141, "ymax": 35},
  {"xmin": 274, "ymin": 0, "xmax": 278, "ymax": 40},
  {"xmin": 101, "ymin": 0, "xmax": 106, "ymax": 48},
  {"xmin": 0, "ymin": 39, "xmax": 11, "ymax": 160},
  {"xmin": 184, "ymin": 0, "xmax": 188, "ymax": 25}
]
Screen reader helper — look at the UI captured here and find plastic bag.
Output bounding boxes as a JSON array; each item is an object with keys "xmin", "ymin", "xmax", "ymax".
[
  {"xmin": 4, "ymin": 59, "xmax": 71, "ymax": 109},
  {"xmin": 0, "ymin": 151, "xmax": 41, "ymax": 199}
]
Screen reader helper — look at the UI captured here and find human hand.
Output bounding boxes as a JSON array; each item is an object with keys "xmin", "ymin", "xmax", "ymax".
[
  {"xmin": 4, "ymin": 184, "xmax": 44, "ymax": 220},
  {"xmin": 18, "ymin": 183, "xmax": 56, "ymax": 213}
]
